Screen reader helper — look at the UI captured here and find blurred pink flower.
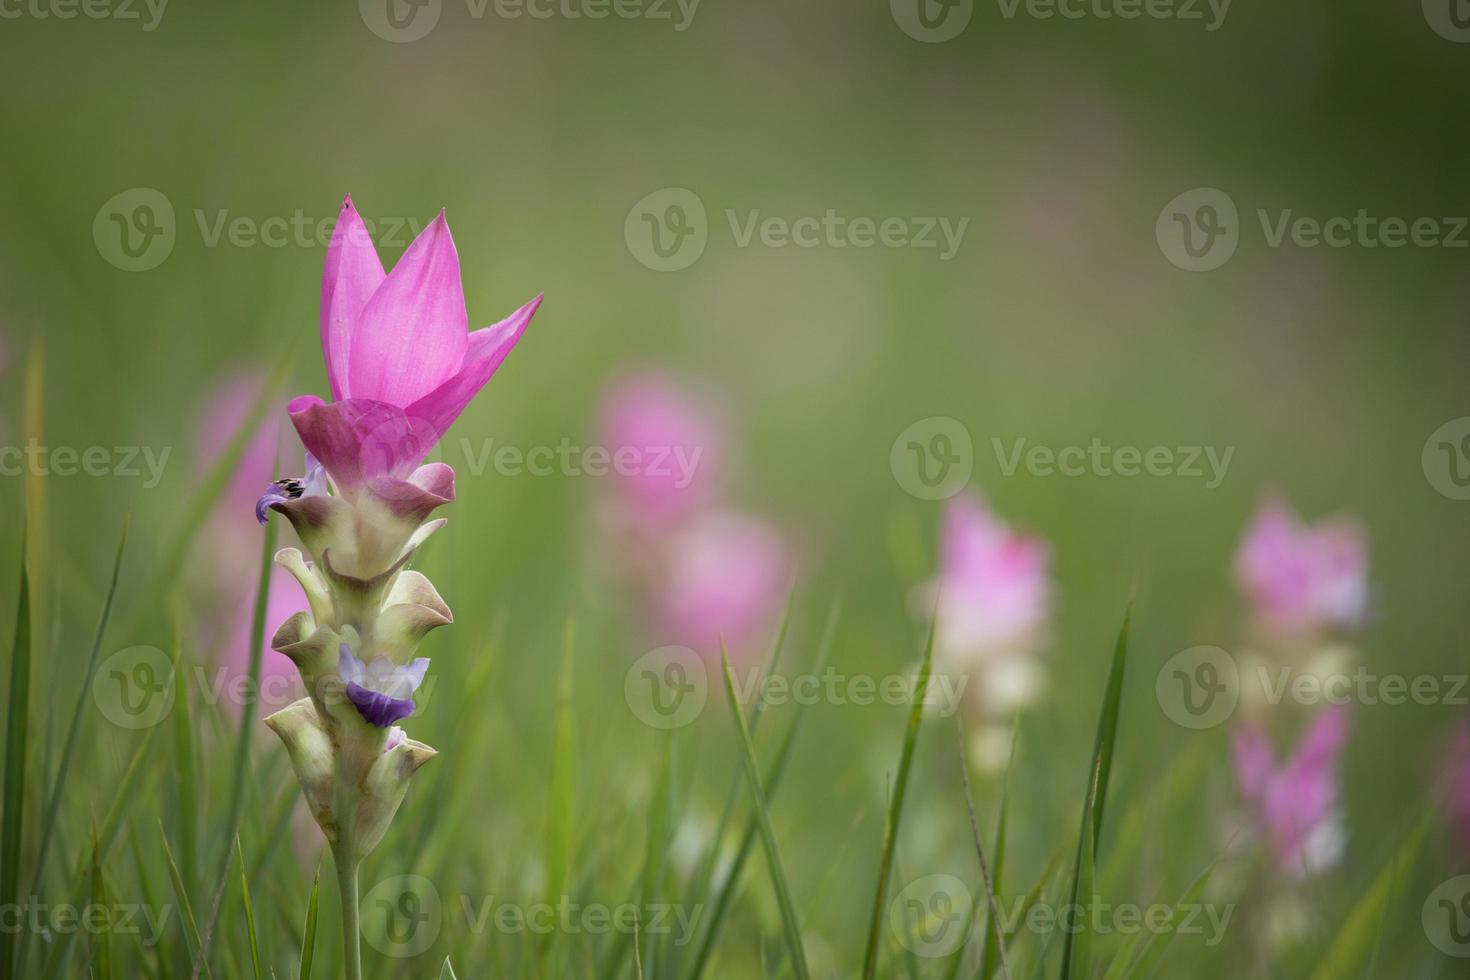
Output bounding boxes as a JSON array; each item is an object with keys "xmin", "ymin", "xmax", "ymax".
[
  {"xmin": 652, "ymin": 510, "xmax": 792, "ymax": 658},
  {"xmin": 195, "ymin": 372, "xmax": 299, "ymax": 716},
  {"xmin": 1235, "ymin": 499, "xmax": 1367, "ymax": 637},
  {"xmin": 917, "ymin": 493, "xmax": 1051, "ymax": 662},
  {"xmin": 1444, "ymin": 721, "xmax": 1470, "ymax": 849},
  {"xmin": 1234, "ymin": 705, "xmax": 1350, "ymax": 877},
  {"xmin": 599, "ymin": 373, "xmax": 722, "ymax": 526}
]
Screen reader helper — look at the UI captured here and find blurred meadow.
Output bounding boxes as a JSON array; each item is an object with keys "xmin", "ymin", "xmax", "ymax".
[{"xmin": 1, "ymin": 0, "xmax": 1469, "ymax": 977}]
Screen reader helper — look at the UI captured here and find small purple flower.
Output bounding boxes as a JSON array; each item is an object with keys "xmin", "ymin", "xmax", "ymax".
[
  {"xmin": 338, "ymin": 644, "xmax": 429, "ymax": 728},
  {"xmin": 255, "ymin": 455, "xmax": 328, "ymax": 525}
]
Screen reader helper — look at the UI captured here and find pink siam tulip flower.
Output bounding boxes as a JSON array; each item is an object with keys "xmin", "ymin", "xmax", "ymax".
[
  {"xmin": 917, "ymin": 493, "xmax": 1051, "ymax": 664},
  {"xmin": 286, "ymin": 195, "xmax": 541, "ymax": 495},
  {"xmin": 599, "ymin": 372, "xmax": 723, "ymax": 526},
  {"xmin": 652, "ymin": 510, "xmax": 793, "ymax": 658},
  {"xmin": 262, "ymin": 198, "xmax": 541, "ymax": 581},
  {"xmin": 1235, "ymin": 499, "xmax": 1368, "ymax": 638},
  {"xmin": 1234, "ymin": 705, "xmax": 1350, "ymax": 878}
]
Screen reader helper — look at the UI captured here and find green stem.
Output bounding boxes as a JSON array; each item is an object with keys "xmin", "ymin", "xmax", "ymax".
[{"xmin": 332, "ymin": 842, "xmax": 362, "ymax": 980}]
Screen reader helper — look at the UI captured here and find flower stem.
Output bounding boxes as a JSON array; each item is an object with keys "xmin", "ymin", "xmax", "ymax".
[{"xmin": 332, "ymin": 842, "xmax": 362, "ymax": 980}]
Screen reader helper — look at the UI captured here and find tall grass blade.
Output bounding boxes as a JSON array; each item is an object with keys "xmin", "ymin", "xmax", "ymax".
[
  {"xmin": 687, "ymin": 598, "xmax": 839, "ymax": 980},
  {"xmin": 236, "ymin": 837, "xmax": 263, "ymax": 980},
  {"xmin": 975, "ymin": 718, "xmax": 1018, "ymax": 980},
  {"xmin": 90, "ymin": 829, "xmax": 113, "ymax": 980},
  {"xmin": 299, "ymin": 864, "xmax": 322, "ymax": 980},
  {"xmin": 1058, "ymin": 606, "xmax": 1131, "ymax": 980},
  {"xmin": 28, "ymin": 516, "xmax": 127, "ymax": 897},
  {"xmin": 160, "ymin": 821, "xmax": 212, "ymax": 978},
  {"xmin": 547, "ymin": 618, "xmax": 577, "ymax": 897},
  {"xmin": 440, "ymin": 957, "xmax": 461, "ymax": 980},
  {"xmin": 1306, "ymin": 815, "xmax": 1431, "ymax": 980},
  {"xmin": 720, "ymin": 645, "xmax": 811, "ymax": 980},
  {"xmin": 955, "ymin": 721, "xmax": 1011, "ymax": 980},
  {"xmin": 0, "ymin": 531, "xmax": 31, "ymax": 978},
  {"xmin": 859, "ymin": 611, "xmax": 936, "ymax": 980}
]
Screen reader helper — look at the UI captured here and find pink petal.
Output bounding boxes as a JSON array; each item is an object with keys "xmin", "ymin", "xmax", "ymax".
[
  {"xmin": 287, "ymin": 396, "xmax": 437, "ymax": 494},
  {"xmin": 321, "ymin": 196, "xmax": 386, "ymax": 401},
  {"xmin": 1233, "ymin": 720, "xmax": 1274, "ymax": 802},
  {"xmin": 407, "ymin": 293, "xmax": 541, "ymax": 441},
  {"xmin": 348, "ymin": 213, "xmax": 469, "ymax": 408}
]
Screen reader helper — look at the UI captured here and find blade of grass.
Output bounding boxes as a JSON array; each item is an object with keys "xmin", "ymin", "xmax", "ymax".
[
  {"xmin": 160, "ymin": 821, "xmax": 211, "ymax": 978},
  {"xmin": 171, "ymin": 605, "xmax": 199, "ymax": 895},
  {"xmin": 1104, "ymin": 855, "xmax": 1221, "ymax": 980},
  {"xmin": 859, "ymin": 611, "xmax": 936, "ymax": 980},
  {"xmin": 720, "ymin": 645, "xmax": 811, "ymax": 980},
  {"xmin": 688, "ymin": 593, "xmax": 795, "ymax": 915},
  {"xmin": 955, "ymin": 720, "xmax": 1012, "ymax": 980},
  {"xmin": 90, "ymin": 828, "xmax": 113, "ymax": 980},
  {"xmin": 975, "ymin": 717, "xmax": 1019, "ymax": 980},
  {"xmin": 440, "ymin": 957, "xmax": 460, "ymax": 979},
  {"xmin": 547, "ymin": 618, "xmax": 577, "ymax": 897},
  {"xmin": 0, "ymin": 530, "xmax": 31, "ymax": 979},
  {"xmin": 1058, "ymin": 606, "xmax": 1131, "ymax": 980},
  {"xmin": 236, "ymin": 837, "xmax": 263, "ymax": 980},
  {"xmin": 1306, "ymin": 814, "xmax": 1431, "ymax": 980},
  {"xmin": 26, "ymin": 516, "xmax": 127, "ymax": 896},
  {"xmin": 191, "ymin": 826, "xmax": 242, "ymax": 980},
  {"xmin": 299, "ymin": 864, "xmax": 322, "ymax": 980},
  {"xmin": 686, "ymin": 598, "xmax": 839, "ymax": 980}
]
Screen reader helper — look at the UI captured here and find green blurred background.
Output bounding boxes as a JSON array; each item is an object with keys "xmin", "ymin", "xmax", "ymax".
[{"xmin": 1, "ymin": 0, "xmax": 1468, "ymax": 976}]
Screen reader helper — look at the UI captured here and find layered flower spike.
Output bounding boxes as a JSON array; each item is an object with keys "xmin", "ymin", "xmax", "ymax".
[{"xmin": 257, "ymin": 197, "xmax": 540, "ymax": 862}]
